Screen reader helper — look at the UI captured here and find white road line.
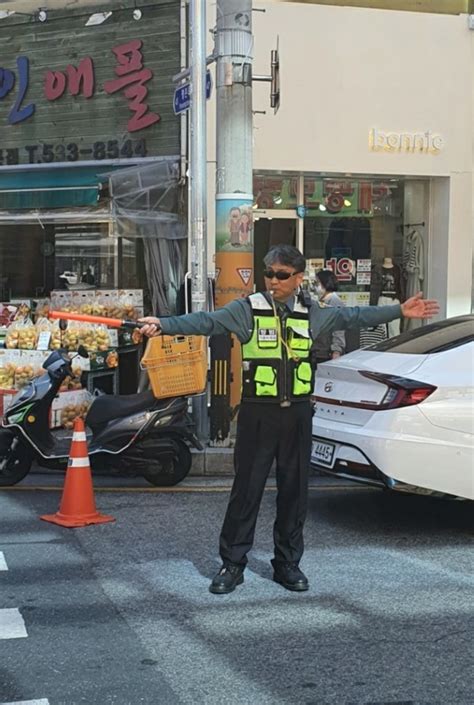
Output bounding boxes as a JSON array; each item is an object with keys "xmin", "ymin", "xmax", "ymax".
[
  {"xmin": 2, "ymin": 700, "xmax": 50, "ymax": 705},
  {"xmin": 0, "ymin": 608, "xmax": 28, "ymax": 639},
  {"xmin": 0, "ymin": 551, "xmax": 7, "ymax": 570}
]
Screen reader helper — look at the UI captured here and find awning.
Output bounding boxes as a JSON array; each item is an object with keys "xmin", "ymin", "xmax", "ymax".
[
  {"xmin": 0, "ymin": 167, "xmax": 109, "ymax": 209},
  {"xmin": 0, "ymin": 206, "xmax": 111, "ymax": 224}
]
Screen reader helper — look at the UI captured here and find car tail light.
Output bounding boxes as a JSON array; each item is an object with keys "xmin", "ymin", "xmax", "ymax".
[{"xmin": 359, "ymin": 371, "xmax": 437, "ymax": 409}]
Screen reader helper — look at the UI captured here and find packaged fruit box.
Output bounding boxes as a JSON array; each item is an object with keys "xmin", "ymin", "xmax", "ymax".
[{"xmin": 51, "ymin": 389, "xmax": 92, "ymax": 430}]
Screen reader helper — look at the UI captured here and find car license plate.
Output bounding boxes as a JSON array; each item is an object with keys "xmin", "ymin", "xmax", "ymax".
[{"xmin": 311, "ymin": 439, "xmax": 335, "ymax": 467}]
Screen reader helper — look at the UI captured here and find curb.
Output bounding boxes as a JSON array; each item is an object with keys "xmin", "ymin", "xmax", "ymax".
[{"xmin": 189, "ymin": 448, "xmax": 235, "ymax": 476}]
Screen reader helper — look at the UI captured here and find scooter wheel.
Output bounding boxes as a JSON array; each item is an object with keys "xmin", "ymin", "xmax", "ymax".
[
  {"xmin": 142, "ymin": 441, "xmax": 192, "ymax": 487},
  {"xmin": 0, "ymin": 430, "xmax": 33, "ymax": 486}
]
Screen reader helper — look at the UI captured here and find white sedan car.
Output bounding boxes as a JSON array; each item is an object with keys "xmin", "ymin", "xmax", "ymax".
[{"xmin": 311, "ymin": 315, "xmax": 473, "ymax": 500}]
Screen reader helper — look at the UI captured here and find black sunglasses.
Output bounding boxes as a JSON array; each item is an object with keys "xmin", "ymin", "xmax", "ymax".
[{"xmin": 263, "ymin": 269, "xmax": 299, "ymax": 281}]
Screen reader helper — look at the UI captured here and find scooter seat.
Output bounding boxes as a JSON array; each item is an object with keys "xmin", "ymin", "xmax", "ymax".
[{"xmin": 86, "ymin": 390, "xmax": 184, "ymax": 430}]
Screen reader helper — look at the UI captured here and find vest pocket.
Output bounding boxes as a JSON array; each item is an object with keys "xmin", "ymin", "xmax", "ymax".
[
  {"xmin": 287, "ymin": 326, "xmax": 311, "ymax": 353},
  {"xmin": 293, "ymin": 361, "xmax": 313, "ymax": 395},
  {"xmin": 254, "ymin": 365, "xmax": 278, "ymax": 397}
]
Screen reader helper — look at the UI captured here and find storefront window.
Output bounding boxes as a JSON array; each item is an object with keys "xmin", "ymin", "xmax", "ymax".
[
  {"xmin": 0, "ymin": 220, "xmax": 149, "ymax": 300},
  {"xmin": 54, "ymin": 224, "xmax": 116, "ymax": 290},
  {"xmin": 303, "ymin": 176, "xmax": 429, "ymax": 347},
  {"xmin": 119, "ymin": 237, "xmax": 143, "ymax": 289}
]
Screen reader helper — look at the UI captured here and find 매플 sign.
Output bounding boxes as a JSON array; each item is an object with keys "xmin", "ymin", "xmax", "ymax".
[{"xmin": 0, "ymin": 3, "xmax": 180, "ymax": 164}]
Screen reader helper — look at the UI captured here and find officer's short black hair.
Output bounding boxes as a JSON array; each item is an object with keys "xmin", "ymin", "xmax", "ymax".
[
  {"xmin": 316, "ymin": 269, "xmax": 338, "ymax": 292},
  {"xmin": 264, "ymin": 245, "xmax": 306, "ymax": 272}
]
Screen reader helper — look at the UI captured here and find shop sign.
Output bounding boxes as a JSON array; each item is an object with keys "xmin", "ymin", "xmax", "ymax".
[
  {"xmin": 369, "ymin": 128, "xmax": 444, "ymax": 154},
  {"xmin": 0, "ymin": 4, "xmax": 179, "ymax": 165},
  {"xmin": 324, "ymin": 257, "xmax": 374, "ymax": 284},
  {"xmin": 0, "ymin": 41, "xmax": 156, "ymax": 166},
  {"xmin": 254, "ymin": 177, "xmax": 393, "ymax": 216},
  {"xmin": 325, "ymin": 257, "xmax": 355, "ymax": 282}
]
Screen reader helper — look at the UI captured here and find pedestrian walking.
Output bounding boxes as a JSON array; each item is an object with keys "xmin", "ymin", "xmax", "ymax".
[{"xmin": 140, "ymin": 245, "xmax": 439, "ymax": 595}]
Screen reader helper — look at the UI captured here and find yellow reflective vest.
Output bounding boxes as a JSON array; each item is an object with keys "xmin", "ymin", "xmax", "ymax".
[{"xmin": 241, "ymin": 293, "xmax": 314, "ymax": 403}]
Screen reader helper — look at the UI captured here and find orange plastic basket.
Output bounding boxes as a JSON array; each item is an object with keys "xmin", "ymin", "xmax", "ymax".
[{"xmin": 140, "ymin": 335, "xmax": 208, "ymax": 399}]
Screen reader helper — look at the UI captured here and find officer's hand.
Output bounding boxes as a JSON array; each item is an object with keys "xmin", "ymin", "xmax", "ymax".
[
  {"xmin": 401, "ymin": 293, "xmax": 440, "ymax": 319},
  {"xmin": 138, "ymin": 317, "xmax": 162, "ymax": 337}
]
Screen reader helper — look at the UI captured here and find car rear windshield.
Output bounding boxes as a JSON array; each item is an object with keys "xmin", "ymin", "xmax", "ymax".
[{"xmin": 367, "ymin": 316, "xmax": 474, "ymax": 354}]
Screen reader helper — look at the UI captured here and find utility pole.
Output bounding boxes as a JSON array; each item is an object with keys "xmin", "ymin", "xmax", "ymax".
[
  {"xmin": 189, "ymin": 0, "xmax": 209, "ymax": 441},
  {"xmin": 209, "ymin": 0, "xmax": 254, "ymax": 446}
]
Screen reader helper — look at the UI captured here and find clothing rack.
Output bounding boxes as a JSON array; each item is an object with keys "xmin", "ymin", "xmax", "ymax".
[{"xmin": 403, "ymin": 222, "xmax": 425, "ymax": 228}]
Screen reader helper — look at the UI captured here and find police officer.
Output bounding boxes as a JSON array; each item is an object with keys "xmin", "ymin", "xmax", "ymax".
[{"xmin": 140, "ymin": 245, "xmax": 439, "ymax": 595}]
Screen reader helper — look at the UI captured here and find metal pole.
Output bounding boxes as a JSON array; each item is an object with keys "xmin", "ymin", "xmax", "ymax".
[
  {"xmin": 189, "ymin": 0, "xmax": 209, "ymax": 441},
  {"xmin": 209, "ymin": 0, "xmax": 253, "ymax": 445}
]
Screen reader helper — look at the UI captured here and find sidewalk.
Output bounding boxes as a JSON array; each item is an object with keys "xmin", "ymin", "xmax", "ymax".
[{"xmin": 25, "ymin": 461, "xmax": 332, "ymax": 490}]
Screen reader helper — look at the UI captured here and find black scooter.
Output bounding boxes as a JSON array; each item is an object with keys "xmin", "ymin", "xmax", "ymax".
[{"xmin": 0, "ymin": 341, "xmax": 203, "ymax": 487}]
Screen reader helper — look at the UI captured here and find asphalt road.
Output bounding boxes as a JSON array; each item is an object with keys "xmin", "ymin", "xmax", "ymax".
[{"xmin": 0, "ymin": 474, "xmax": 472, "ymax": 705}]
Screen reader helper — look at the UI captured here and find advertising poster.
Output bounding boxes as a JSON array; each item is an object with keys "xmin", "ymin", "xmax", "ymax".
[
  {"xmin": 356, "ymin": 258, "xmax": 372, "ymax": 285},
  {"xmin": 338, "ymin": 292, "xmax": 370, "ymax": 307},
  {"xmin": 356, "ymin": 272, "xmax": 371, "ymax": 285},
  {"xmin": 215, "ymin": 194, "xmax": 255, "ymax": 307},
  {"xmin": 216, "ymin": 195, "xmax": 254, "ymax": 253}
]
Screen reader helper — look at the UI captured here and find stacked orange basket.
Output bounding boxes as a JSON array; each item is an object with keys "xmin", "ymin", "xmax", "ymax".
[{"xmin": 140, "ymin": 335, "xmax": 208, "ymax": 399}]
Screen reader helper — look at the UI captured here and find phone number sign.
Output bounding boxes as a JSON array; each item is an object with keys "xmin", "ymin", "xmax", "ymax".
[
  {"xmin": 0, "ymin": 4, "xmax": 180, "ymax": 164},
  {"xmin": 0, "ymin": 139, "xmax": 147, "ymax": 166}
]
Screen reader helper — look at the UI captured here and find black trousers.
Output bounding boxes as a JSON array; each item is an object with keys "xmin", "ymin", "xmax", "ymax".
[{"xmin": 219, "ymin": 400, "xmax": 313, "ymax": 568}]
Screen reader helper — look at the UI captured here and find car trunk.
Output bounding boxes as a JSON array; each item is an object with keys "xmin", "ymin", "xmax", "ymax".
[{"xmin": 313, "ymin": 351, "xmax": 429, "ymax": 427}]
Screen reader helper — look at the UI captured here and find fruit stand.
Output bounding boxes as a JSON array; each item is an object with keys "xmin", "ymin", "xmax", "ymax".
[{"xmin": 0, "ymin": 290, "xmax": 144, "ymax": 427}]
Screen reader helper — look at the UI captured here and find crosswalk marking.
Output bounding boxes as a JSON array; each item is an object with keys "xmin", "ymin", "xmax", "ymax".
[
  {"xmin": 0, "ymin": 608, "xmax": 28, "ymax": 639},
  {"xmin": 0, "ymin": 547, "xmax": 48, "ymax": 705},
  {"xmin": 2, "ymin": 700, "xmax": 50, "ymax": 705}
]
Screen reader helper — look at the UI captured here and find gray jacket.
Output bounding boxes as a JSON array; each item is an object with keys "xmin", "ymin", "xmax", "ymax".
[
  {"xmin": 159, "ymin": 292, "xmax": 401, "ymax": 343},
  {"xmin": 311, "ymin": 292, "xmax": 345, "ymax": 360}
]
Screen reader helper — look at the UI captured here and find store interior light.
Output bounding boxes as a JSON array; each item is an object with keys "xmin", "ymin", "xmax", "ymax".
[
  {"xmin": 273, "ymin": 194, "xmax": 283, "ymax": 205},
  {"xmin": 344, "ymin": 199, "xmax": 352, "ymax": 207},
  {"xmin": 0, "ymin": 10, "xmax": 15, "ymax": 19},
  {"xmin": 85, "ymin": 11, "xmax": 112, "ymax": 26},
  {"xmin": 318, "ymin": 203, "xmax": 327, "ymax": 212}
]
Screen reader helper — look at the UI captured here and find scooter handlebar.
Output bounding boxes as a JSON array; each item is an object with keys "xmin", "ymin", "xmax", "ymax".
[{"xmin": 48, "ymin": 310, "xmax": 141, "ymax": 330}]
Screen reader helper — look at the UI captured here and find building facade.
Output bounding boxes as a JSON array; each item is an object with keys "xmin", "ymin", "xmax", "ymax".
[
  {"xmin": 206, "ymin": 1, "xmax": 474, "ymax": 320},
  {"xmin": 0, "ymin": 0, "xmax": 184, "ymax": 313}
]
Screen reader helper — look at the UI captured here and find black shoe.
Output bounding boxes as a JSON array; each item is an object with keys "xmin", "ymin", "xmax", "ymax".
[
  {"xmin": 209, "ymin": 563, "xmax": 244, "ymax": 594},
  {"xmin": 272, "ymin": 561, "xmax": 309, "ymax": 592}
]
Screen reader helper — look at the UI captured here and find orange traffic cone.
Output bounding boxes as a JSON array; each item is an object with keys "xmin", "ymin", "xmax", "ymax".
[{"xmin": 41, "ymin": 417, "xmax": 115, "ymax": 528}]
